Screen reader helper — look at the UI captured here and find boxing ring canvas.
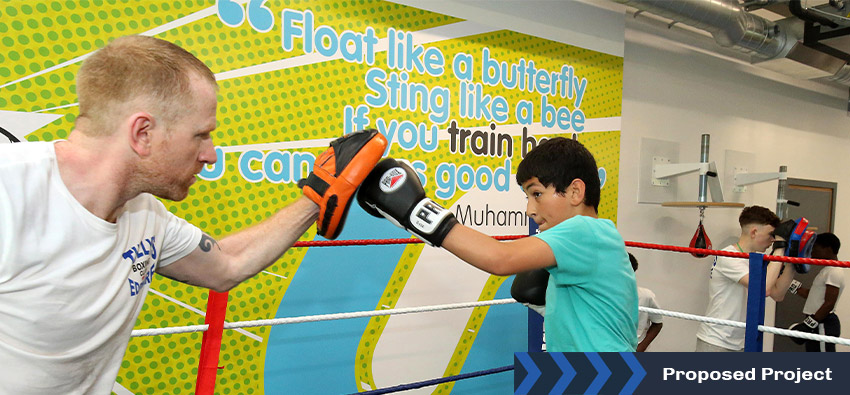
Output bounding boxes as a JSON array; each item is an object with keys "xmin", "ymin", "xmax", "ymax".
[{"xmin": 0, "ymin": 0, "xmax": 623, "ymax": 393}]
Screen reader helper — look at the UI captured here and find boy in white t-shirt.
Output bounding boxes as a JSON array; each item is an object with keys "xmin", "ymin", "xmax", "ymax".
[
  {"xmin": 788, "ymin": 233, "xmax": 845, "ymax": 352},
  {"xmin": 629, "ymin": 253, "xmax": 663, "ymax": 351},
  {"xmin": 695, "ymin": 206, "xmax": 797, "ymax": 352}
]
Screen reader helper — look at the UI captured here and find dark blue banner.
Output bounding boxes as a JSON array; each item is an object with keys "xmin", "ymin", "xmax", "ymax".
[{"xmin": 515, "ymin": 352, "xmax": 847, "ymax": 394}]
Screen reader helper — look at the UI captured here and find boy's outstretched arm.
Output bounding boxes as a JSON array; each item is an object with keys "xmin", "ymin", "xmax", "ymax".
[
  {"xmin": 358, "ymin": 157, "xmax": 556, "ymax": 276},
  {"xmin": 442, "ymin": 226, "xmax": 556, "ymax": 276}
]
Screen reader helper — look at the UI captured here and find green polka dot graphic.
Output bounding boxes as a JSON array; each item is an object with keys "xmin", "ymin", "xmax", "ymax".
[{"xmin": 1, "ymin": 1, "xmax": 621, "ymax": 393}]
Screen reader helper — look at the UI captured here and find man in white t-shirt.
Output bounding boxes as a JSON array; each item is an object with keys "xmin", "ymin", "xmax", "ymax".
[
  {"xmin": 695, "ymin": 206, "xmax": 797, "ymax": 352},
  {"xmin": 0, "ymin": 36, "xmax": 384, "ymax": 394},
  {"xmin": 787, "ymin": 233, "xmax": 845, "ymax": 352},
  {"xmin": 629, "ymin": 253, "xmax": 663, "ymax": 351}
]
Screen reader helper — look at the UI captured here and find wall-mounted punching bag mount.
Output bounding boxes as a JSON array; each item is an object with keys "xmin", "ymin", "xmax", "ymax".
[{"xmin": 653, "ymin": 134, "xmax": 743, "ymax": 258}]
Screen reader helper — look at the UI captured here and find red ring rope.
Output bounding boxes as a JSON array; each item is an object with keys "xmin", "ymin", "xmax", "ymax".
[
  {"xmin": 292, "ymin": 236, "xmax": 850, "ymax": 269},
  {"xmin": 198, "ymin": 233, "xmax": 847, "ymax": 393},
  {"xmin": 291, "ymin": 235, "xmax": 525, "ymax": 247}
]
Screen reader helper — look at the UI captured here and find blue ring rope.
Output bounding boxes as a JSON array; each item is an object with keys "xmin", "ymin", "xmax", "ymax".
[{"xmin": 349, "ymin": 365, "xmax": 514, "ymax": 395}]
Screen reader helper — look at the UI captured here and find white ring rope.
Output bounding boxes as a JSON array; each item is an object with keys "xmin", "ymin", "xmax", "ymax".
[
  {"xmin": 761, "ymin": 326, "xmax": 850, "ymax": 345},
  {"xmin": 641, "ymin": 306, "xmax": 850, "ymax": 346},
  {"xmin": 130, "ymin": 324, "xmax": 209, "ymax": 337},
  {"xmin": 224, "ymin": 298, "xmax": 518, "ymax": 329},
  {"xmin": 130, "ymin": 298, "xmax": 517, "ymax": 337},
  {"xmin": 640, "ymin": 307, "xmax": 746, "ymax": 328},
  {"xmin": 129, "ymin": 301, "xmax": 850, "ymax": 347}
]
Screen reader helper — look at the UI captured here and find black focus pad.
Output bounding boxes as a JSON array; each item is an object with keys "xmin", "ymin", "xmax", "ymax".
[
  {"xmin": 331, "ymin": 129, "xmax": 381, "ymax": 175},
  {"xmin": 774, "ymin": 219, "xmax": 797, "ymax": 241},
  {"xmin": 511, "ymin": 268, "xmax": 549, "ymax": 306}
]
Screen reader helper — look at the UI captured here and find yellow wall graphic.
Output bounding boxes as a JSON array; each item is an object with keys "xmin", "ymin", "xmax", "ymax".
[{"xmin": 0, "ymin": 1, "xmax": 622, "ymax": 393}]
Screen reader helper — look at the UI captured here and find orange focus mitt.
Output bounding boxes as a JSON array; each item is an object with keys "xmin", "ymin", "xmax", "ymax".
[{"xmin": 298, "ymin": 129, "xmax": 387, "ymax": 239}]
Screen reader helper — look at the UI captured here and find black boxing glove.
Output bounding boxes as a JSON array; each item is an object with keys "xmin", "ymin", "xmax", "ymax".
[
  {"xmin": 356, "ymin": 158, "xmax": 458, "ymax": 247},
  {"xmin": 771, "ymin": 219, "xmax": 797, "ymax": 256},
  {"xmin": 511, "ymin": 268, "xmax": 549, "ymax": 306},
  {"xmin": 788, "ymin": 315, "xmax": 819, "ymax": 345}
]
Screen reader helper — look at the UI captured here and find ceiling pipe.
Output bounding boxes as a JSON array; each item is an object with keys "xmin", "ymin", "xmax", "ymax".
[
  {"xmin": 613, "ymin": 0, "xmax": 791, "ymax": 59},
  {"xmin": 615, "ymin": 0, "xmax": 850, "ymax": 86}
]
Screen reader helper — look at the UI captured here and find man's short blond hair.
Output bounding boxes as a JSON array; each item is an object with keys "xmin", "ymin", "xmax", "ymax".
[{"xmin": 76, "ymin": 35, "xmax": 216, "ymax": 135}]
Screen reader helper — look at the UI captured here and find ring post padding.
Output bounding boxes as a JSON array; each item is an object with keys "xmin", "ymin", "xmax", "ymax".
[
  {"xmin": 528, "ymin": 308, "xmax": 544, "ymax": 351},
  {"xmin": 527, "ymin": 220, "xmax": 544, "ymax": 351},
  {"xmin": 195, "ymin": 290, "xmax": 229, "ymax": 394},
  {"xmin": 745, "ymin": 253, "xmax": 766, "ymax": 352}
]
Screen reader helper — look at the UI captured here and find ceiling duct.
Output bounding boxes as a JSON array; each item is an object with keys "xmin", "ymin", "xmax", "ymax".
[{"xmin": 614, "ymin": 0, "xmax": 850, "ymax": 86}]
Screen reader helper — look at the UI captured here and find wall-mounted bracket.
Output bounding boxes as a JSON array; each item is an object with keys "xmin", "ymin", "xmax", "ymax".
[
  {"xmin": 732, "ymin": 166, "xmax": 749, "ymax": 192},
  {"xmin": 651, "ymin": 156, "xmax": 671, "ymax": 186},
  {"xmin": 732, "ymin": 166, "xmax": 791, "ymax": 218},
  {"xmin": 652, "ymin": 161, "xmax": 709, "ymax": 180},
  {"xmin": 706, "ymin": 161, "xmax": 724, "ymax": 203},
  {"xmin": 724, "ymin": 150, "xmax": 754, "ymax": 201},
  {"xmin": 638, "ymin": 137, "xmax": 679, "ymax": 204},
  {"xmin": 734, "ymin": 171, "xmax": 788, "ymax": 186},
  {"xmin": 653, "ymin": 160, "xmax": 724, "ymax": 202}
]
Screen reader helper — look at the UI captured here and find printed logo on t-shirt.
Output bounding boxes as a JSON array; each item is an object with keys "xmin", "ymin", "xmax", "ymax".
[
  {"xmin": 122, "ymin": 236, "xmax": 158, "ymax": 296},
  {"xmin": 709, "ymin": 255, "xmax": 718, "ymax": 279}
]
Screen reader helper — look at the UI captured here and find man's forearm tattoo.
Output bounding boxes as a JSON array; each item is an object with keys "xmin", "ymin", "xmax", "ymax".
[{"xmin": 199, "ymin": 233, "xmax": 221, "ymax": 252}]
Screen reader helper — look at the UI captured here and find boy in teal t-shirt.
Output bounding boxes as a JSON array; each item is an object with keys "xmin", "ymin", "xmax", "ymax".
[
  {"xmin": 535, "ymin": 215, "xmax": 637, "ymax": 351},
  {"xmin": 358, "ymin": 137, "xmax": 638, "ymax": 351}
]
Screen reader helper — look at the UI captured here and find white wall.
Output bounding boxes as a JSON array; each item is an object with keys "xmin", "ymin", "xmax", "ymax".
[
  {"xmin": 620, "ymin": 17, "xmax": 850, "ymax": 351},
  {"xmin": 391, "ymin": 0, "xmax": 625, "ymax": 57},
  {"xmin": 400, "ymin": 0, "xmax": 850, "ymax": 352}
]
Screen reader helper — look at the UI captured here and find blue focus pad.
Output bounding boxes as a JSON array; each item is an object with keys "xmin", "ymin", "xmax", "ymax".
[
  {"xmin": 781, "ymin": 218, "xmax": 816, "ymax": 273},
  {"xmin": 787, "ymin": 218, "xmax": 808, "ymax": 256},
  {"xmin": 794, "ymin": 230, "xmax": 817, "ymax": 274}
]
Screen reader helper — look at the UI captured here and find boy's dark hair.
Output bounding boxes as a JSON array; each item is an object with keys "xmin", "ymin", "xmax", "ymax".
[
  {"xmin": 516, "ymin": 137, "xmax": 600, "ymax": 211},
  {"xmin": 814, "ymin": 232, "xmax": 841, "ymax": 255},
  {"xmin": 629, "ymin": 252, "xmax": 638, "ymax": 272},
  {"xmin": 738, "ymin": 206, "xmax": 780, "ymax": 228}
]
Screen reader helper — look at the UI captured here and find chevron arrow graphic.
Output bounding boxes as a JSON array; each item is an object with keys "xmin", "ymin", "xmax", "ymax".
[
  {"xmin": 550, "ymin": 352, "xmax": 576, "ymax": 394},
  {"xmin": 585, "ymin": 352, "xmax": 611, "ymax": 394},
  {"xmin": 514, "ymin": 352, "xmax": 541, "ymax": 395},
  {"xmin": 514, "ymin": 352, "xmax": 647, "ymax": 394},
  {"xmin": 619, "ymin": 352, "xmax": 646, "ymax": 394}
]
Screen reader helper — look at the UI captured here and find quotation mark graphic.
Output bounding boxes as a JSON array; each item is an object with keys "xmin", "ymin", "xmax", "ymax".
[
  {"xmin": 216, "ymin": 0, "xmax": 274, "ymax": 33},
  {"xmin": 0, "ymin": 125, "xmax": 20, "ymax": 143}
]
